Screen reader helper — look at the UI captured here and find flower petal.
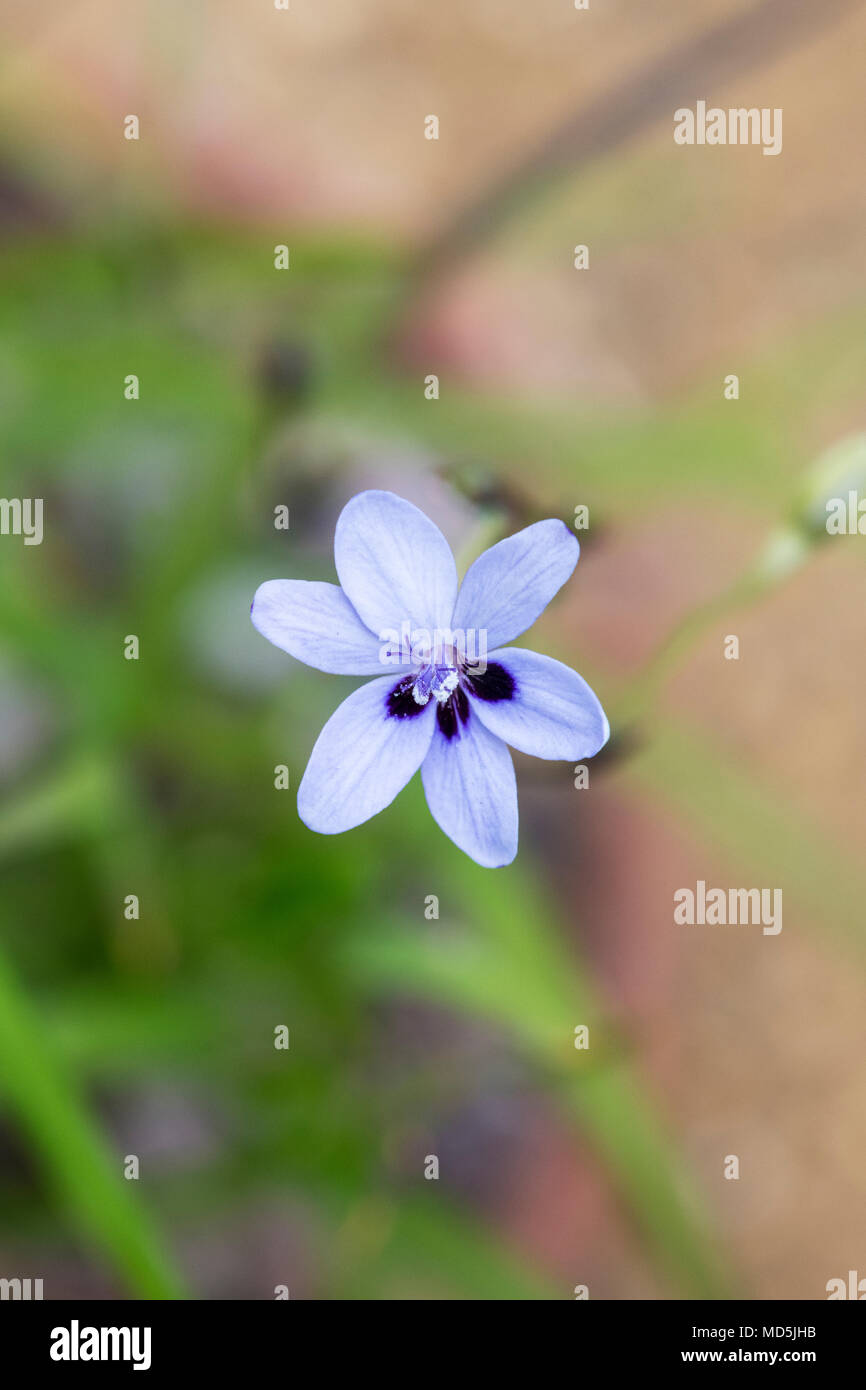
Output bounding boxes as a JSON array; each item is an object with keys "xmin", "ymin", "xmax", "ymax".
[
  {"xmin": 452, "ymin": 519, "xmax": 578, "ymax": 650},
  {"xmin": 251, "ymin": 580, "xmax": 400, "ymax": 675},
  {"xmin": 334, "ymin": 490, "xmax": 458, "ymax": 638},
  {"xmin": 467, "ymin": 647, "xmax": 609, "ymax": 760},
  {"xmin": 298, "ymin": 675, "xmax": 436, "ymax": 833},
  {"xmin": 421, "ymin": 715, "xmax": 518, "ymax": 867}
]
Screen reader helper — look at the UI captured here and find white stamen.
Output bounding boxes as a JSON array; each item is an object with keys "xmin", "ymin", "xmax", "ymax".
[
  {"xmin": 433, "ymin": 670, "xmax": 459, "ymax": 703},
  {"xmin": 412, "ymin": 663, "xmax": 459, "ymax": 707}
]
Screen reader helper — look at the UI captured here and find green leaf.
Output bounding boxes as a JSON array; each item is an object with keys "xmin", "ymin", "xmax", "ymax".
[
  {"xmin": 0, "ymin": 943, "xmax": 186, "ymax": 1298},
  {"xmin": 344, "ymin": 795, "xmax": 732, "ymax": 1299}
]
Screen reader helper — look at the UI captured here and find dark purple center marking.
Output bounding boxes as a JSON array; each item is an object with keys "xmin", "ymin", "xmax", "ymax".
[
  {"xmin": 386, "ymin": 661, "xmax": 515, "ymax": 741},
  {"xmin": 386, "ymin": 675, "xmax": 428, "ymax": 719},
  {"xmin": 435, "ymin": 685, "xmax": 469, "ymax": 740},
  {"xmin": 462, "ymin": 661, "xmax": 516, "ymax": 703}
]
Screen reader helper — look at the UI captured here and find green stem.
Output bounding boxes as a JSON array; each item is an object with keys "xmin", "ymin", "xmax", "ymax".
[{"xmin": 614, "ymin": 573, "xmax": 764, "ymax": 731}]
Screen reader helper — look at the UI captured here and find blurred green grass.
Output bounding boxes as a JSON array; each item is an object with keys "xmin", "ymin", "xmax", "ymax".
[{"xmin": 1, "ymin": 223, "xmax": 862, "ymax": 1298}]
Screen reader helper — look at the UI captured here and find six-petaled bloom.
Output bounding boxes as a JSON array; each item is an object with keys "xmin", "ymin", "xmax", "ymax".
[{"xmin": 251, "ymin": 490, "xmax": 609, "ymax": 867}]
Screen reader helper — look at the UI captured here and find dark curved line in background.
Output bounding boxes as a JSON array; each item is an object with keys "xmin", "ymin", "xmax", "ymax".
[{"xmin": 409, "ymin": 0, "xmax": 861, "ymax": 291}]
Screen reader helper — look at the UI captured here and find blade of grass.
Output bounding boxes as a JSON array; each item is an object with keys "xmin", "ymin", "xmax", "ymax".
[
  {"xmin": 0, "ymin": 941, "xmax": 186, "ymax": 1298},
  {"xmin": 344, "ymin": 791, "xmax": 732, "ymax": 1299},
  {"xmin": 331, "ymin": 1194, "xmax": 561, "ymax": 1301}
]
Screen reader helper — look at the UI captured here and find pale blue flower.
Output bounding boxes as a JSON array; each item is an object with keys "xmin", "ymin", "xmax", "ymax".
[{"xmin": 251, "ymin": 490, "xmax": 608, "ymax": 866}]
